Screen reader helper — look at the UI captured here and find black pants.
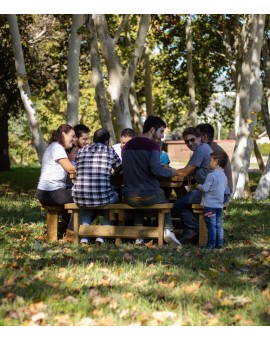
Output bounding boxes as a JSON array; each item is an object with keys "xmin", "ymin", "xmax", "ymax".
[{"xmin": 37, "ymin": 188, "xmax": 74, "ymax": 229}]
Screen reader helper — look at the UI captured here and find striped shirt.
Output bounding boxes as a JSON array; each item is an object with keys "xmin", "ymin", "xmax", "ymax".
[{"xmin": 72, "ymin": 143, "xmax": 122, "ymax": 206}]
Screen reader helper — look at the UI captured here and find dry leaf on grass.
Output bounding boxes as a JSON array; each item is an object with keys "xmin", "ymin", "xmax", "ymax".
[
  {"xmin": 183, "ymin": 281, "xmax": 202, "ymax": 295},
  {"xmin": 152, "ymin": 311, "xmax": 177, "ymax": 322}
]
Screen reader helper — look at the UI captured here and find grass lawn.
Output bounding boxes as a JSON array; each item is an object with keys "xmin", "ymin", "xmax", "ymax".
[{"xmin": 0, "ymin": 167, "xmax": 269, "ymax": 329}]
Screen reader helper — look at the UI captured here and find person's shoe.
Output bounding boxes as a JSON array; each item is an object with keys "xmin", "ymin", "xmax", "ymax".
[
  {"xmin": 95, "ymin": 237, "xmax": 105, "ymax": 245},
  {"xmin": 179, "ymin": 231, "xmax": 198, "ymax": 244},
  {"xmin": 135, "ymin": 238, "xmax": 145, "ymax": 246},
  {"xmin": 200, "ymin": 245, "xmax": 214, "ymax": 250},
  {"xmin": 80, "ymin": 237, "xmax": 89, "ymax": 244},
  {"xmin": 164, "ymin": 229, "xmax": 181, "ymax": 246}
]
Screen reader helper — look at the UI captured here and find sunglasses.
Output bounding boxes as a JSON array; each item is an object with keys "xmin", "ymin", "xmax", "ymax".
[{"xmin": 184, "ymin": 137, "xmax": 196, "ymax": 144}]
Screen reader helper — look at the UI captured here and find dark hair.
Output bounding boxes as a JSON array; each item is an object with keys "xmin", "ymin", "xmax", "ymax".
[
  {"xmin": 121, "ymin": 128, "xmax": 136, "ymax": 138},
  {"xmin": 93, "ymin": 128, "xmax": 110, "ymax": 144},
  {"xmin": 49, "ymin": 124, "xmax": 74, "ymax": 146},
  {"xmin": 182, "ymin": 127, "xmax": 201, "ymax": 139},
  {"xmin": 142, "ymin": 116, "xmax": 166, "ymax": 133},
  {"xmin": 66, "ymin": 143, "xmax": 77, "ymax": 154},
  {"xmin": 196, "ymin": 123, "xmax": 214, "ymax": 141},
  {"xmin": 74, "ymin": 124, "xmax": 90, "ymax": 138},
  {"xmin": 211, "ymin": 151, "xmax": 228, "ymax": 169}
]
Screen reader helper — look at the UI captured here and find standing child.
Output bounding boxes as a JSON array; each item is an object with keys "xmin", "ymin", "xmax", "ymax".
[{"xmin": 197, "ymin": 150, "xmax": 229, "ymax": 249}]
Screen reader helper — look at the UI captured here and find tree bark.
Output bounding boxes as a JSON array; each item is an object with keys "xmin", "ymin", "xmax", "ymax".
[
  {"xmin": 232, "ymin": 15, "xmax": 259, "ymax": 198},
  {"xmin": 66, "ymin": 14, "xmax": 85, "ymax": 126},
  {"xmin": 0, "ymin": 109, "xmax": 10, "ymax": 171},
  {"xmin": 94, "ymin": 14, "xmax": 150, "ymax": 133},
  {"xmin": 143, "ymin": 41, "xmax": 154, "ymax": 116},
  {"xmin": 186, "ymin": 15, "xmax": 197, "ymax": 125},
  {"xmin": 86, "ymin": 15, "xmax": 116, "ymax": 143},
  {"xmin": 234, "ymin": 15, "xmax": 265, "ymax": 198},
  {"xmin": 7, "ymin": 14, "xmax": 46, "ymax": 164}
]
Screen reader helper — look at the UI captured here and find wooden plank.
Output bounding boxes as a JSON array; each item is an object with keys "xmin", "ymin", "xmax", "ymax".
[{"xmin": 78, "ymin": 225, "xmax": 159, "ymax": 239}]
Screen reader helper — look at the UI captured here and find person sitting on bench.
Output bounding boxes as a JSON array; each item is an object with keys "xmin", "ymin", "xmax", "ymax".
[{"xmin": 72, "ymin": 128, "xmax": 122, "ymax": 245}]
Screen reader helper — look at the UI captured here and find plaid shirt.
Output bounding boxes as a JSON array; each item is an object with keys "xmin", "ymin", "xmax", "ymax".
[{"xmin": 72, "ymin": 143, "xmax": 122, "ymax": 206}]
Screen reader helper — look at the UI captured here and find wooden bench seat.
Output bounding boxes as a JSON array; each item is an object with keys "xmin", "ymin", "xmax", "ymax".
[
  {"xmin": 41, "ymin": 204, "xmax": 64, "ymax": 241},
  {"xmin": 192, "ymin": 203, "xmax": 228, "ymax": 246},
  {"xmin": 64, "ymin": 203, "xmax": 173, "ymax": 246}
]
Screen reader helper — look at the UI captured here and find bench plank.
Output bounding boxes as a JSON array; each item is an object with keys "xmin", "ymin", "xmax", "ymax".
[{"xmin": 64, "ymin": 202, "xmax": 173, "ymax": 246}]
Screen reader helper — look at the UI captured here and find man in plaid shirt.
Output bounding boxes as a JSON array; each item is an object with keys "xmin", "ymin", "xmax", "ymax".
[{"xmin": 72, "ymin": 128, "xmax": 122, "ymax": 244}]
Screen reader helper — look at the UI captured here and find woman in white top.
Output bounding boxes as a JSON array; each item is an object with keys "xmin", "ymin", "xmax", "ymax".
[{"xmin": 37, "ymin": 124, "xmax": 76, "ymax": 205}]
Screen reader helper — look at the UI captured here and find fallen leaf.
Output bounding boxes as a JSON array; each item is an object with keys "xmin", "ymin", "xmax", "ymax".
[
  {"xmin": 76, "ymin": 317, "xmax": 95, "ymax": 326},
  {"xmin": 66, "ymin": 276, "xmax": 73, "ymax": 283},
  {"xmin": 152, "ymin": 311, "xmax": 177, "ymax": 322},
  {"xmin": 95, "ymin": 316, "xmax": 114, "ymax": 326},
  {"xmin": 217, "ymin": 289, "xmax": 223, "ymax": 299},
  {"xmin": 183, "ymin": 281, "xmax": 202, "ymax": 295},
  {"xmin": 63, "ymin": 296, "xmax": 78, "ymax": 303}
]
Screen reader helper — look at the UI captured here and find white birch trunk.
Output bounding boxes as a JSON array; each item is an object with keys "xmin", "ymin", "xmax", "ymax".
[
  {"xmin": 186, "ymin": 15, "xmax": 197, "ymax": 125},
  {"xmin": 87, "ymin": 15, "xmax": 116, "ymax": 144},
  {"xmin": 232, "ymin": 15, "xmax": 256, "ymax": 198},
  {"xmin": 235, "ymin": 15, "xmax": 265, "ymax": 198},
  {"xmin": 7, "ymin": 14, "xmax": 46, "ymax": 163},
  {"xmin": 66, "ymin": 14, "xmax": 84, "ymax": 126},
  {"xmin": 94, "ymin": 14, "xmax": 150, "ymax": 132},
  {"xmin": 254, "ymin": 155, "xmax": 270, "ymax": 199}
]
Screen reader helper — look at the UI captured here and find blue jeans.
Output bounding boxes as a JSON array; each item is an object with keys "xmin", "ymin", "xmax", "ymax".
[
  {"xmin": 79, "ymin": 191, "xmax": 119, "ymax": 226},
  {"xmin": 123, "ymin": 189, "xmax": 174, "ymax": 231},
  {"xmin": 203, "ymin": 207, "xmax": 223, "ymax": 248},
  {"xmin": 173, "ymin": 189, "xmax": 202, "ymax": 236}
]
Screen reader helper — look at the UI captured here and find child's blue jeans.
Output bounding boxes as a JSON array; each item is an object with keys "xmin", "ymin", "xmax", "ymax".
[{"xmin": 203, "ymin": 207, "xmax": 223, "ymax": 248}]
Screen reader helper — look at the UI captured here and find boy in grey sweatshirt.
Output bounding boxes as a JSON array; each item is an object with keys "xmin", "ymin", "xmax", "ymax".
[{"xmin": 197, "ymin": 151, "xmax": 229, "ymax": 249}]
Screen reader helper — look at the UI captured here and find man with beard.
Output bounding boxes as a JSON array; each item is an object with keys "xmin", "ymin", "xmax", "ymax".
[{"xmin": 121, "ymin": 115, "xmax": 181, "ymax": 246}]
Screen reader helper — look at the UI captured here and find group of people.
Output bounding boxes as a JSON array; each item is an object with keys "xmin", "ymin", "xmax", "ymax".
[{"xmin": 37, "ymin": 116, "xmax": 232, "ymax": 250}]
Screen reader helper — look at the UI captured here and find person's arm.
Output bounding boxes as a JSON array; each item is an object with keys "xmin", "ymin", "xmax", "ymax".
[
  {"xmin": 197, "ymin": 174, "xmax": 213, "ymax": 193},
  {"xmin": 58, "ymin": 158, "xmax": 76, "ymax": 173},
  {"xmin": 175, "ymin": 164, "xmax": 196, "ymax": 177}
]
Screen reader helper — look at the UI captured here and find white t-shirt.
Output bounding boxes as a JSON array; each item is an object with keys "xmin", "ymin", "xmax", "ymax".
[
  {"xmin": 112, "ymin": 143, "xmax": 122, "ymax": 160},
  {"xmin": 37, "ymin": 142, "xmax": 68, "ymax": 191}
]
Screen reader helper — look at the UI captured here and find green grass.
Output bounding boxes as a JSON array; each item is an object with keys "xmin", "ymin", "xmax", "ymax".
[{"xmin": 0, "ymin": 168, "xmax": 270, "ymax": 326}]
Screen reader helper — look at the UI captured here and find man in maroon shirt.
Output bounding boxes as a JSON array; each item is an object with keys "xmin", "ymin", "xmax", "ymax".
[{"xmin": 122, "ymin": 116, "xmax": 181, "ymax": 246}]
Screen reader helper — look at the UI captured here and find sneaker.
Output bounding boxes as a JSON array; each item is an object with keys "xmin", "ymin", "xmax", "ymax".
[
  {"xmin": 164, "ymin": 229, "xmax": 181, "ymax": 246},
  {"xmin": 135, "ymin": 238, "xmax": 145, "ymax": 245},
  {"xmin": 200, "ymin": 245, "xmax": 214, "ymax": 250},
  {"xmin": 80, "ymin": 237, "xmax": 89, "ymax": 244},
  {"xmin": 179, "ymin": 231, "xmax": 198, "ymax": 244},
  {"xmin": 95, "ymin": 237, "xmax": 105, "ymax": 244}
]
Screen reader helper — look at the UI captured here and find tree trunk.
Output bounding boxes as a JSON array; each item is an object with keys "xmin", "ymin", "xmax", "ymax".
[
  {"xmin": 143, "ymin": 42, "xmax": 154, "ymax": 116},
  {"xmin": 186, "ymin": 15, "xmax": 197, "ymax": 126},
  {"xmin": 94, "ymin": 14, "xmax": 150, "ymax": 133},
  {"xmin": 234, "ymin": 15, "xmax": 265, "ymax": 198},
  {"xmin": 253, "ymin": 140, "xmax": 265, "ymax": 172},
  {"xmin": 7, "ymin": 14, "xmax": 46, "ymax": 164},
  {"xmin": 232, "ymin": 15, "xmax": 258, "ymax": 198},
  {"xmin": 254, "ymin": 154, "xmax": 270, "ymax": 199},
  {"xmin": 66, "ymin": 14, "xmax": 84, "ymax": 126},
  {"xmin": 129, "ymin": 81, "xmax": 143, "ymax": 135},
  {"xmin": 0, "ymin": 110, "xmax": 10, "ymax": 171},
  {"xmin": 86, "ymin": 15, "xmax": 116, "ymax": 144}
]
